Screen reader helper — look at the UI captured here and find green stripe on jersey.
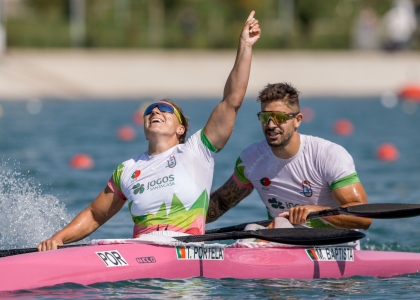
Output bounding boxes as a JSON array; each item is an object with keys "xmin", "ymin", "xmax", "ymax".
[
  {"xmin": 330, "ymin": 172, "xmax": 360, "ymax": 190},
  {"xmin": 305, "ymin": 218, "xmax": 334, "ymax": 229},
  {"xmin": 200, "ymin": 129, "xmax": 221, "ymax": 153},
  {"xmin": 112, "ymin": 163, "xmax": 125, "ymax": 191}
]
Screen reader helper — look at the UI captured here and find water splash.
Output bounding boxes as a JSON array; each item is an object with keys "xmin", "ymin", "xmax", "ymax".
[{"xmin": 0, "ymin": 160, "xmax": 74, "ymax": 249}]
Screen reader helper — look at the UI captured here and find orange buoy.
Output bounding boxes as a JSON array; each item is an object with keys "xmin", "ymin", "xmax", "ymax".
[
  {"xmin": 117, "ymin": 125, "xmax": 136, "ymax": 141},
  {"xmin": 333, "ymin": 119, "xmax": 354, "ymax": 136},
  {"xmin": 69, "ymin": 153, "xmax": 94, "ymax": 169},
  {"xmin": 398, "ymin": 84, "xmax": 420, "ymax": 102},
  {"xmin": 376, "ymin": 143, "xmax": 399, "ymax": 162}
]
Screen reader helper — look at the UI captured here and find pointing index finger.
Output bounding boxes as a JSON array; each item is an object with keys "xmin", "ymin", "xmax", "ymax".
[{"xmin": 247, "ymin": 10, "xmax": 255, "ymax": 22}]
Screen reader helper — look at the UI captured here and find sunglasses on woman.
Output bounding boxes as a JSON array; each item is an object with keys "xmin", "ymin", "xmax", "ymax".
[
  {"xmin": 143, "ymin": 102, "xmax": 183, "ymax": 124},
  {"xmin": 257, "ymin": 111, "xmax": 300, "ymax": 125}
]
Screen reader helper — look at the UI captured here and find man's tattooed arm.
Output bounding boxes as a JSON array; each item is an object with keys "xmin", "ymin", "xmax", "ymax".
[{"xmin": 206, "ymin": 175, "xmax": 254, "ymax": 223}]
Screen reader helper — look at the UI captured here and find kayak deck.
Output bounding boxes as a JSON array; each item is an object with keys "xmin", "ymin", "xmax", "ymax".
[{"xmin": 1, "ymin": 242, "xmax": 420, "ymax": 292}]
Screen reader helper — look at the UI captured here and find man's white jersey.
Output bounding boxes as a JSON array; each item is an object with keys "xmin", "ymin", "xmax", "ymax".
[{"xmin": 233, "ymin": 134, "xmax": 360, "ymax": 227}]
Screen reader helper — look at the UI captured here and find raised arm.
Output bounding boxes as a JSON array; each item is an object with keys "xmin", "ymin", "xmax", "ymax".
[
  {"xmin": 38, "ymin": 186, "xmax": 125, "ymax": 251},
  {"xmin": 207, "ymin": 175, "xmax": 254, "ymax": 223},
  {"xmin": 203, "ymin": 10, "xmax": 261, "ymax": 150}
]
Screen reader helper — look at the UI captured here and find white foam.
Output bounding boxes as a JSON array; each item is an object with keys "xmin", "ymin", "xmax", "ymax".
[{"xmin": 0, "ymin": 160, "xmax": 74, "ymax": 249}]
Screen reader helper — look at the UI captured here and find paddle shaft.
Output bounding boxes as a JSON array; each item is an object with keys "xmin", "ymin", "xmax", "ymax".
[
  {"xmin": 205, "ymin": 203, "xmax": 420, "ymax": 234},
  {"xmin": 0, "ymin": 244, "xmax": 88, "ymax": 258}
]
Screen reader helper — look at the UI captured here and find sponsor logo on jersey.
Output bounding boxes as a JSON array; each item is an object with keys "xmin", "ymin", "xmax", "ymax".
[
  {"xmin": 132, "ymin": 175, "xmax": 176, "ymax": 194},
  {"xmin": 133, "ymin": 183, "xmax": 145, "ymax": 194},
  {"xmin": 131, "ymin": 170, "xmax": 141, "ymax": 179},
  {"xmin": 268, "ymin": 198, "xmax": 300, "ymax": 209},
  {"xmin": 300, "ymin": 180, "xmax": 313, "ymax": 197},
  {"xmin": 147, "ymin": 175, "xmax": 175, "ymax": 191},
  {"xmin": 260, "ymin": 177, "xmax": 271, "ymax": 186},
  {"xmin": 268, "ymin": 197, "xmax": 284, "ymax": 209},
  {"xmin": 166, "ymin": 156, "xmax": 176, "ymax": 168}
]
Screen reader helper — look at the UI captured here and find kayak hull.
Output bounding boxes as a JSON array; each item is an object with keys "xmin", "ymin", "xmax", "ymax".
[{"xmin": 1, "ymin": 243, "xmax": 420, "ymax": 291}]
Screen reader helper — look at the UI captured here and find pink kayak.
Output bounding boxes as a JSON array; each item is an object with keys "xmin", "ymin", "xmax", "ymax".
[{"xmin": 1, "ymin": 239, "xmax": 420, "ymax": 292}]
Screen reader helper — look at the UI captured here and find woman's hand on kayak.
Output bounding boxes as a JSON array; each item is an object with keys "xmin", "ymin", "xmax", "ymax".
[{"xmin": 38, "ymin": 238, "xmax": 64, "ymax": 251}]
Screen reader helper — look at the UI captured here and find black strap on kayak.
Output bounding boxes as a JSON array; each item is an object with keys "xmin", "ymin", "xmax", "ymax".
[{"xmin": 175, "ymin": 228, "xmax": 365, "ymax": 246}]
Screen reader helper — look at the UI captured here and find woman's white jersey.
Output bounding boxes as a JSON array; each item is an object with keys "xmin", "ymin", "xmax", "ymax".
[{"xmin": 109, "ymin": 129, "xmax": 219, "ymax": 237}]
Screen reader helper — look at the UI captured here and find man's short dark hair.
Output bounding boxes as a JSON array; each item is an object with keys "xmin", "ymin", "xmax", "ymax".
[{"xmin": 257, "ymin": 83, "xmax": 300, "ymax": 110}]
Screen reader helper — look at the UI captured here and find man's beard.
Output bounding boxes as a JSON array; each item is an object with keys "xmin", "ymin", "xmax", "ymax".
[{"xmin": 266, "ymin": 129, "xmax": 293, "ymax": 148}]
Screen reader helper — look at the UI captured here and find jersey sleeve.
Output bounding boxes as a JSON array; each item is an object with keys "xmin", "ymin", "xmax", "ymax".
[
  {"xmin": 107, "ymin": 163, "xmax": 127, "ymax": 200},
  {"xmin": 320, "ymin": 143, "xmax": 360, "ymax": 190},
  {"xmin": 184, "ymin": 129, "xmax": 219, "ymax": 168},
  {"xmin": 233, "ymin": 155, "xmax": 254, "ymax": 188}
]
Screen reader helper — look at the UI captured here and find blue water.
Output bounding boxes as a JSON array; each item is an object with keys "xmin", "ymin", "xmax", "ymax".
[{"xmin": 1, "ymin": 97, "xmax": 420, "ymax": 299}]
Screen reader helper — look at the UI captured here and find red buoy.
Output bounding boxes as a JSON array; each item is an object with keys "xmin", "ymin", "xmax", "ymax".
[
  {"xmin": 398, "ymin": 84, "xmax": 420, "ymax": 102},
  {"xmin": 69, "ymin": 153, "xmax": 94, "ymax": 169},
  {"xmin": 376, "ymin": 143, "xmax": 399, "ymax": 162},
  {"xmin": 117, "ymin": 125, "xmax": 136, "ymax": 141},
  {"xmin": 333, "ymin": 119, "xmax": 354, "ymax": 136}
]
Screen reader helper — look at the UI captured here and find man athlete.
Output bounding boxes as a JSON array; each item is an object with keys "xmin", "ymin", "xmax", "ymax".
[{"xmin": 207, "ymin": 83, "xmax": 372, "ymax": 231}]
